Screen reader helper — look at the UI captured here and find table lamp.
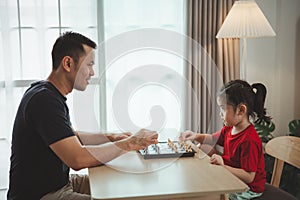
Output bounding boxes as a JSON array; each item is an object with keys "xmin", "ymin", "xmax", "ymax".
[{"xmin": 216, "ymin": 0, "xmax": 276, "ymax": 79}]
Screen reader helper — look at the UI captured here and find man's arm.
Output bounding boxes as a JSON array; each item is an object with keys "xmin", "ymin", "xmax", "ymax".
[
  {"xmin": 75, "ymin": 131, "xmax": 132, "ymax": 145},
  {"xmin": 50, "ymin": 129, "xmax": 158, "ymax": 171}
]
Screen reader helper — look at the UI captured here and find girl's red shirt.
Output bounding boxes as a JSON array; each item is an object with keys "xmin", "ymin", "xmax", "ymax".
[{"xmin": 212, "ymin": 124, "xmax": 266, "ymax": 193}]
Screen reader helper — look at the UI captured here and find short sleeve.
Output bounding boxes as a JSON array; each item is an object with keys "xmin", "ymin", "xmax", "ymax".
[
  {"xmin": 26, "ymin": 90, "xmax": 74, "ymax": 145},
  {"xmin": 212, "ymin": 126, "xmax": 229, "ymax": 146},
  {"xmin": 239, "ymin": 141, "xmax": 260, "ymax": 172}
]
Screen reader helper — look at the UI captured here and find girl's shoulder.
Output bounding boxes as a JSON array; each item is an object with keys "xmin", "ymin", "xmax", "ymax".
[
  {"xmin": 243, "ymin": 124, "xmax": 262, "ymax": 143},
  {"xmin": 222, "ymin": 126, "xmax": 233, "ymax": 133}
]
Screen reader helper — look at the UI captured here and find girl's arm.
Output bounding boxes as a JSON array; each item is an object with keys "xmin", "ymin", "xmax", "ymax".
[
  {"xmin": 224, "ymin": 165, "xmax": 255, "ymax": 184},
  {"xmin": 194, "ymin": 133, "xmax": 214, "ymax": 145},
  {"xmin": 210, "ymin": 154, "xmax": 255, "ymax": 183},
  {"xmin": 179, "ymin": 131, "xmax": 218, "ymax": 156},
  {"xmin": 179, "ymin": 131, "xmax": 214, "ymax": 145}
]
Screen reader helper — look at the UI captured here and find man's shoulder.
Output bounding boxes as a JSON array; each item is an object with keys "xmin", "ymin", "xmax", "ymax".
[
  {"xmin": 21, "ymin": 81, "xmax": 66, "ymax": 114},
  {"xmin": 27, "ymin": 80, "xmax": 54, "ymax": 94},
  {"xmin": 25, "ymin": 81, "xmax": 63, "ymax": 102}
]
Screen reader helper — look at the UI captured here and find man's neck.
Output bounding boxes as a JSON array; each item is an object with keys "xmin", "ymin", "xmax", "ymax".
[{"xmin": 47, "ymin": 71, "xmax": 72, "ymax": 96}]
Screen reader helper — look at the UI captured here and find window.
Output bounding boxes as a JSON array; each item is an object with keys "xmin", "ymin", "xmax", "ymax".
[
  {"xmin": 102, "ymin": 0, "xmax": 186, "ymax": 135},
  {"xmin": 0, "ymin": 0, "xmax": 185, "ymax": 140},
  {"xmin": 0, "ymin": 0, "xmax": 98, "ymax": 139}
]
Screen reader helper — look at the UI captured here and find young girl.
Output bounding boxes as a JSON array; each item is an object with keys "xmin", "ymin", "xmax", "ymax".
[{"xmin": 180, "ymin": 79, "xmax": 270, "ymax": 200}]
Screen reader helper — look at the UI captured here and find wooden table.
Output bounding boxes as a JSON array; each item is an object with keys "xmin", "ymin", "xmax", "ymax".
[{"xmin": 88, "ymin": 150, "xmax": 248, "ymax": 200}]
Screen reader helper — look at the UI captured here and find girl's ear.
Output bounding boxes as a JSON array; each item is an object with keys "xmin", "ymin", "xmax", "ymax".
[{"xmin": 237, "ymin": 104, "xmax": 247, "ymax": 115}]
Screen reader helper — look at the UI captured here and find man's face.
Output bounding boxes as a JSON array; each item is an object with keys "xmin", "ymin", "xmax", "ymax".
[{"xmin": 73, "ymin": 45, "xmax": 95, "ymax": 91}]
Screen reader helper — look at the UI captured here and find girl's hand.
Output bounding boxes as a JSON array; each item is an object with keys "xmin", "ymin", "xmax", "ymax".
[
  {"xmin": 179, "ymin": 130, "xmax": 196, "ymax": 141},
  {"xmin": 210, "ymin": 154, "xmax": 224, "ymax": 165}
]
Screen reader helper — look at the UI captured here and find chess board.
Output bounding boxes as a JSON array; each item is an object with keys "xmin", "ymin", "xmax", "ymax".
[{"xmin": 138, "ymin": 140, "xmax": 196, "ymax": 159}]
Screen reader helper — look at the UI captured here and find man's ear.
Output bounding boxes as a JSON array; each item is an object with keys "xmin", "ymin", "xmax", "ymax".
[{"xmin": 61, "ymin": 56, "xmax": 73, "ymax": 72}]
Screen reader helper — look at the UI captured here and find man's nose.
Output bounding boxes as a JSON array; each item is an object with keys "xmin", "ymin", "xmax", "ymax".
[{"xmin": 89, "ymin": 67, "xmax": 95, "ymax": 76}]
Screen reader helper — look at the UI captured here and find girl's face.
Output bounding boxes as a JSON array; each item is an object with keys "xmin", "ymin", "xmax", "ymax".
[{"xmin": 217, "ymin": 96, "xmax": 241, "ymax": 127}]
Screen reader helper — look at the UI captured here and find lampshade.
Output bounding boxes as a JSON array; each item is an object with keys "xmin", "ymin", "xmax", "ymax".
[{"xmin": 216, "ymin": 0, "xmax": 276, "ymax": 38}]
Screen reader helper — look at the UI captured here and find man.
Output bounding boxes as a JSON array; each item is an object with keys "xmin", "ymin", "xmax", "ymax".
[{"xmin": 7, "ymin": 32, "xmax": 158, "ymax": 200}]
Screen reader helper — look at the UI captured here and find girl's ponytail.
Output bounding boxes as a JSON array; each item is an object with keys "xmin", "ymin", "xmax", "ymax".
[{"xmin": 251, "ymin": 83, "xmax": 271, "ymax": 124}]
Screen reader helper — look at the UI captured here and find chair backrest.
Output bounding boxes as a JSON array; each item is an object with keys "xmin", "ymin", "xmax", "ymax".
[{"xmin": 265, "ymin": 136, "xmax": 300, "ymax": 187}]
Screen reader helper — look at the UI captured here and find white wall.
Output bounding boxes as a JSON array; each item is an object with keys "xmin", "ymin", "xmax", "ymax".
[{"xmin": 247, "ymin": 0, "xmax": 300, "ymax": 136}]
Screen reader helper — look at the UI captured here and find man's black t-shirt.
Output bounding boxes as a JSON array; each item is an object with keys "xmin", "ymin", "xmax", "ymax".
[{"xmin": 7, "ymin": 81, "xmax": 75, "ymax": 200}]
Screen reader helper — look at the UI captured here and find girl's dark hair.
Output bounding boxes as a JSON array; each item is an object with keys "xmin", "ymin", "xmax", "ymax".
[
  {"xmin": 218, "ymin": 79, "xmax": 271, "ymax": 123},
  {"xmin": 51, "ymin": 31, "xmax": 97, "ymax": 70}
]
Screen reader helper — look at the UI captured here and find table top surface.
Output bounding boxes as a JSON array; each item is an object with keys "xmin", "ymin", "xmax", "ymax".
[{"xmin": 88, "ymin": 150, "xmax": 248, "ymax": 200}]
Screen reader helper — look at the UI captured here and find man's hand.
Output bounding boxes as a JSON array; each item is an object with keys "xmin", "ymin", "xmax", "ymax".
[
  {"xmin": 179, "ymin": 130, "xmax": 196, "ymax": 141},
  {"xmin": 107, "ymin": 132, "xmax": 132, "ymax": 142},
  {"xmin": 126, "ymin": 129, "xmax": 158, "ymax": 151},
  {"xmin": 210, "ymin": 154, "xmax": 224, "ymax": 165}
]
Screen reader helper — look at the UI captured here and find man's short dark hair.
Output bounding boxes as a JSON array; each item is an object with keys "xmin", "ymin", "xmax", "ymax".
[{"xmin": 51, "ymin": 32, "xmax": 97, "ymax": 70}]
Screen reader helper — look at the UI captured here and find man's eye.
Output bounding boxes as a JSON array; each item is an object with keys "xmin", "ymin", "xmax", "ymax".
[{"xmin": 87, "ymin": 63, "xmax": 94, "ymax": 67}]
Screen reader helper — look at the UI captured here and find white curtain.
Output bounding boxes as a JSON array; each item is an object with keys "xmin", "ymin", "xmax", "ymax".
[
  {"xmin": 102, "ymin": 0, "xmax": 186, "ymax": 134},
  {"xmin": 0, "ymin": 0, "xmax": 98, "ymax": 140},
  {"xmin": 0, "ymin": 0, "xmax": 186, "ymax": 139}
]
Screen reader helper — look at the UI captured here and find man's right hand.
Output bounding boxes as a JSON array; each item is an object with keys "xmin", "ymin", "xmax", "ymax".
[
  {"xmin": 50, "ymin": 129, "xmax": 158, "ymax": 170},
  {"xmin": 127, "ymin": 129, "xmax": 158, "ymax": 151}
]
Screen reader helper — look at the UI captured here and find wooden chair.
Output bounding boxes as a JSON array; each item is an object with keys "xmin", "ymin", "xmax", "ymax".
[{"xmin": 254, "ymin": 136, "xmax": 300, "ymax": 200}]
